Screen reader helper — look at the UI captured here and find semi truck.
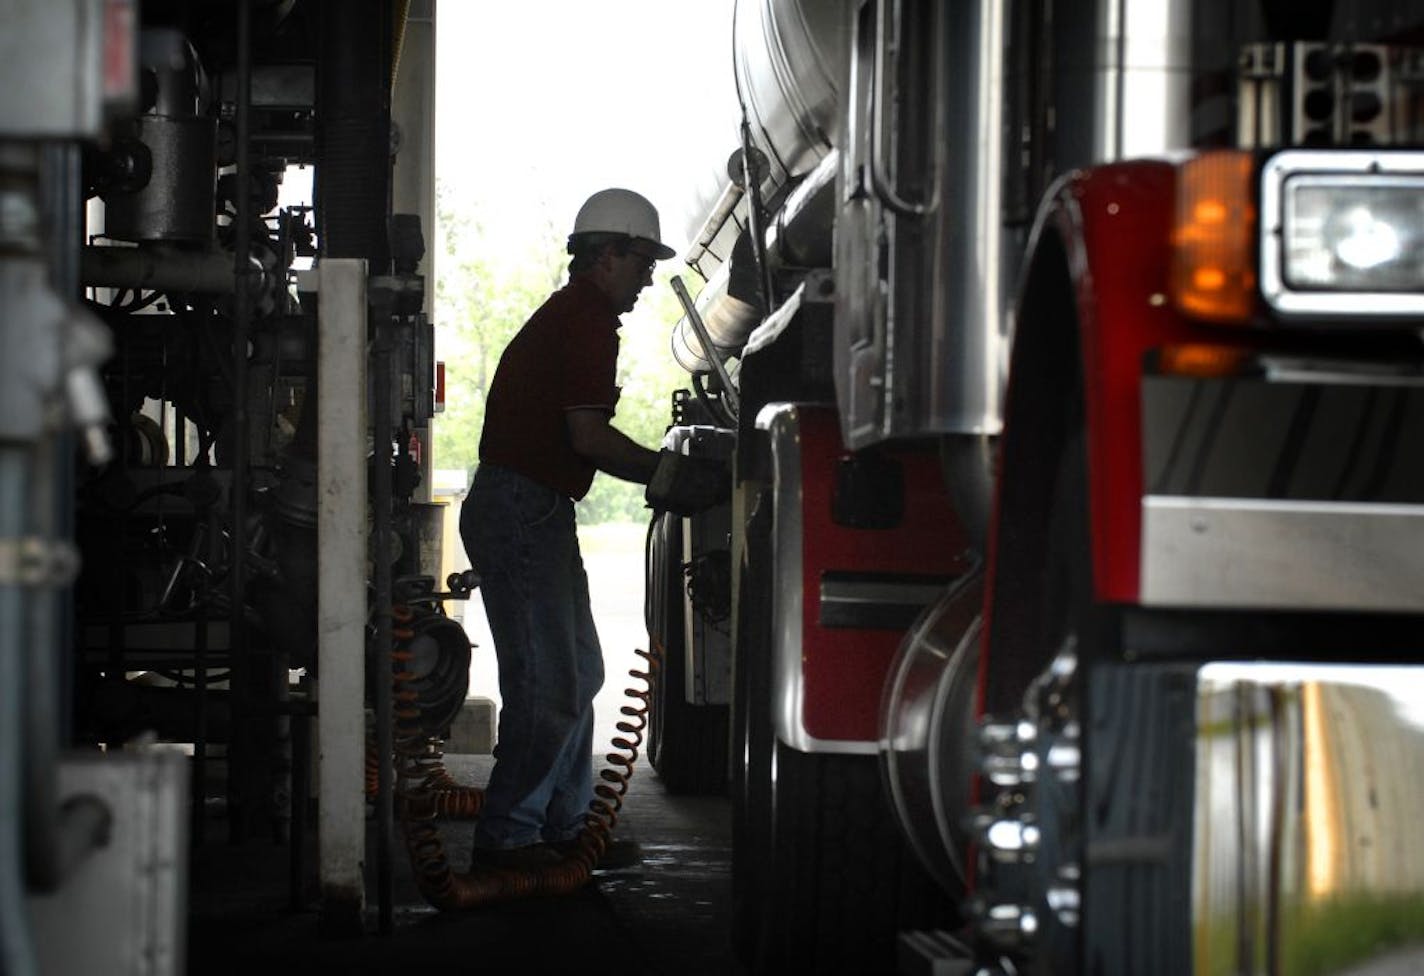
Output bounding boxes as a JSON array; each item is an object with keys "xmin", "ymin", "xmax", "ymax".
[
  {"xmin": 647, "ymin": 0, "xmax": 1424, "ymax": 972},
  {"xmin": 6, "ymin": 0, "xmax": 1424, "ymax": 973}
]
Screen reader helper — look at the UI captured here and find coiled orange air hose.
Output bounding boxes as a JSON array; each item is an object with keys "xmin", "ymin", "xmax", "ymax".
[
  {"xmin": 366, "ymin": 623, "xmax": 484, "ymax": 820},
  {"xmin": 382, "ymin": 603, "xmax": 661, "ymax": 908}
]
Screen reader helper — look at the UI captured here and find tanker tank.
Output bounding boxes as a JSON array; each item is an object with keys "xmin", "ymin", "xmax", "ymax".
[{"xmin": 671, "ymin": 0, "xmax": 847, "ymax": 375}]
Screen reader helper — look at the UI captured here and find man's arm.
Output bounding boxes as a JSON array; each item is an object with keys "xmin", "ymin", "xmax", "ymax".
[{"xmin": 567, "ymin": 408, "xmax": 660, "ymax": 485}]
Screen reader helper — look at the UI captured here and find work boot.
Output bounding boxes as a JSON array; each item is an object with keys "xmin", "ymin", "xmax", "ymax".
[
  {"xmin": 550, "ymin": 835, "xmax": 642, "ymax": 871},
  {"xmin": 468, "ymin": 842, "xmax": 563, "ymax": 872}
]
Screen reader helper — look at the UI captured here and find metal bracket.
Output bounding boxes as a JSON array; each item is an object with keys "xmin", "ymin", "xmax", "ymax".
[{"xmin": 0, "ymin": 537, "xmax": 80, "ymax": 586}]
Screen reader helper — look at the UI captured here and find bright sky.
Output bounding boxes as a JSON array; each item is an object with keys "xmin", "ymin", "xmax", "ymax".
[{"xmin": 434, "ymin": 1, "xmax": 739, "ymax": 264}]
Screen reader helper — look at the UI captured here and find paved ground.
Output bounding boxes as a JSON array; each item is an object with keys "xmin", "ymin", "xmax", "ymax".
[
  {"xmin": 186, "ymin": 753, "xmax": 739, "ymax": 976},
  {"xmin": 186, "ymin": 524, "xmax": 740, "ymax": 975}
]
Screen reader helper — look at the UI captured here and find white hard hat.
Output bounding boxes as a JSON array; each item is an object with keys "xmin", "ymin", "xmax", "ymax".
[{"xmin": 571, "ymin": 188, "xmax": 676, "ymax": 259}]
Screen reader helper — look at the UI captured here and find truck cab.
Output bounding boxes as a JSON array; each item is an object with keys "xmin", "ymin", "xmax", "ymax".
[{"xmin": 647, "ymin": 1, "xmax": 1424, "ymax": 972}]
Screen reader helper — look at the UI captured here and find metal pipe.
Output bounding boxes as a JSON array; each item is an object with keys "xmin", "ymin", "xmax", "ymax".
[
  {"xmin": 289, "ymin": 684, "xmax": 310, "ymax": 910},
  {"xmin": 738, "ymin": 123, "xmax": 774, "ymax": 316},
  {"xmin": 684, "ymin": 180, "xmax": 744, "ymax": 273},
  {"xmin": 0, "ymin": 448, "xmax": 38, "ymax": 976},
  {"xmin": 3, "ymin": 139, "xmax": 109, "ymax": 972},
  {"xmin": 192, "ymin": 601, "xmax": 210, "ymax": 845},
  {"xmin": 24, "ymin": 143, "xmax": 111, "ymax": 894},
  {"xmin": 671, "ymin": 275, "xmax": 740, "ymax": 420},
  {"xmin": 669, "ymin": 262, "xmax": 759, "ymax": 374},
  {"xmin": 228, "ymin": 0, "xmax": 255, "ymax": 844},
  {"xmin": 23, "ymin": 397, "xmax": 112, "ymax": 894},
  {"xmin": 372, "ymin": 311, "xmax": 395, "ymax": 936},
  {"xmin": 670, "ymin": 152, "xmax": 838, "ymax": 375},
  {"xmin": 766, "ymin": 150, "xmax": 838, "ymax": 269},
  {"xmin": 80, "ymin": 244, "xmax": 256, "ymax": 295}
]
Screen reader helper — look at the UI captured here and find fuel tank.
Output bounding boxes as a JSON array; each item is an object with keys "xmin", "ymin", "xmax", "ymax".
[
  {"xmin": 673, "ymin": 151, "xmax": 837, "ymax": 372},
  {"xmin": 102, "ymin": 29, "xmax": 217, "ymax": 244},
  {"xmin": 674, "ymin": 0, "xmax": 848, "ymax": 371},
  {"xmin": 682, "ymin": 0, "xmax": 847, "ymax": 261},
  {"xmin": 733, "ymin": 0, "xmax": 846, "ymax": 194}
]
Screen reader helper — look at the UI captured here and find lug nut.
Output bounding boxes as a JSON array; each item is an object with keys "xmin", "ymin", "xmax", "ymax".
[
  {"xmin": 978, "ymin": 902, "xmax": 1038, "ymax": 949},
  {"xmin": 1046, "ymin": 741, "xmax": 1080, "ymax": 782},
  {"xmin": 1046, "ymin": 884, "xmax": 1081, "ymax": 927},
  {"xmin": 983, "ymin": 818, "xmax": 1040, "ymax": 862},
  {"xmin": 980, "ymin": 720, "xmax": 1038, "ymax": 786}
]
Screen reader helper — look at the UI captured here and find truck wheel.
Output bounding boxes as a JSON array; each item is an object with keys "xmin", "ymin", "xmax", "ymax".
[
  {"xmin": 1022, "ymin": 425, "xmax": 1091, "ymax": 971},
  {"xmin": 648, "ymin": 513, "xmax": 729, "ymax": 795},
  {"xmin": 758, "ymin": 745, "xmax": 949, "ymax": 975},
  {"xmin": 733, "ymin": 491, "xmax": 950, "ymax": 974},
  {"xmin": 732, "ymin": 491, "xmax": 776, "ymax": 965},
  {"xmin": 649, "ymin": 603, "xmax": 730, "ymax": 794}
]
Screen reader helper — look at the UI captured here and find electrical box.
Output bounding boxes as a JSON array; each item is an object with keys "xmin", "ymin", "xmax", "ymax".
[{"xmin": 29, "ymin": 749, "xmax": 189, "ymax": 976}]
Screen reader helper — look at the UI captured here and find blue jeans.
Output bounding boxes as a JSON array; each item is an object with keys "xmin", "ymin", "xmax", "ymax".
[{"xmin": 460, "ymin": 464, "xmax": 604, "ymax": 850}]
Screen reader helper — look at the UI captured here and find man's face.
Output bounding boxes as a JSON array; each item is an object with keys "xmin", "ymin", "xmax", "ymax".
[{"xmin": 609, "ymin": 243, "xmax": 658, "ymax": 313}]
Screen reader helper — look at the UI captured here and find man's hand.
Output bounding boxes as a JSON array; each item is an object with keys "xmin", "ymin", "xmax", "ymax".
[{"xmin": 645, "ymin": 450, "xmax": 731, "ymax": 516}]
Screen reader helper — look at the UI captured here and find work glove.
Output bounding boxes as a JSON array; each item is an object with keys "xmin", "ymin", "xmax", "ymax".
[{"xmin": 645, "ymin": 449, "xmax": 731, "ymax": 517}]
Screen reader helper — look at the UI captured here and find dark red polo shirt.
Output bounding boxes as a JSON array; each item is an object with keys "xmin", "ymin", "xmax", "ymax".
[{"xmin": 478, "ymin": 275, "xmax": 622, "ymax": 500}]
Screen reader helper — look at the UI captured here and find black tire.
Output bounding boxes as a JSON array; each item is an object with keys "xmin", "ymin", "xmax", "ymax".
[
  {"xmin": 647, "ymin": 512, "xmax": 730, "ymax": 795},
  {"xmin": 733, "ymin": 490, "xmax": 952, "ymax": 975},
  {"xmin": 731, "ymin": 492, "xmax": 775, "ymax": 964},
  {"xmin": 760, "ymin": 746, "xmax": 952, "ymax": 975},
  {"xmin": 1029, "ymin": 424, "xmax": 1092, "ymax": 973},
  {"xmin": 982, "ymin": 275, "xmax": 1095, "ymax": 970},
  {"xmin": 1034, "ymin": 424, "xmax": 1195, "ymax": 974}
]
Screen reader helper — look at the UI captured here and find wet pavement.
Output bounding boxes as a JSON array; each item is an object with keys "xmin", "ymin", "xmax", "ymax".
[{"xmin": 186, "ymin": 753, "xmax": 740, "ymax": 976}]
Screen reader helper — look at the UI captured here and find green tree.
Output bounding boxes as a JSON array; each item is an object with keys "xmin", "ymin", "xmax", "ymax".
[
  {"xmin": 575, "ymin": 270, "xmax": 689, "ymax": 524},
  {"xmin": 431, "ymin": 185, "xmax": 563, "ymax": 479}
]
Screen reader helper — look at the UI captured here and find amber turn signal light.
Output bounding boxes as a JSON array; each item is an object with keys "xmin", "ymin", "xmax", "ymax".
[{"xmin": 1170, "ymin": 151, "xmax": 1258, "ymax": 323}]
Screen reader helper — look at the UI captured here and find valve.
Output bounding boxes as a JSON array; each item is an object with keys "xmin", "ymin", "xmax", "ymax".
[{"xmin": 446, "ymin": 569, "xmax": 480, "ymax": 598}]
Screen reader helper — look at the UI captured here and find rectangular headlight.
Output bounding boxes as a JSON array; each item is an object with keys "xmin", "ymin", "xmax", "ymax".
[{"xmin": 1261, "ymin": 150, "xmax": 1424, "ymax": 318}]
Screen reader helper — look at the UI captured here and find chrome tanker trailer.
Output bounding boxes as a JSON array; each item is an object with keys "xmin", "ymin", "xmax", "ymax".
[{"xmin": 648, "ymin": 0, "xmax": 1424, "ymax": 972}]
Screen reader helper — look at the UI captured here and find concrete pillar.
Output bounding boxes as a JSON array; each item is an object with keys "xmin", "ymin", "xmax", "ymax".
[{"xmin": 316, "ymin": 258, "xmax": 367, "ymax": 933}]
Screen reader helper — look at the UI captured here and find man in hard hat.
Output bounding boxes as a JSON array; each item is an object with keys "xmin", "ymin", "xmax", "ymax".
[{"xmin": 459, "ymin": 188, "xmax": 679, "ymax": 872}]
